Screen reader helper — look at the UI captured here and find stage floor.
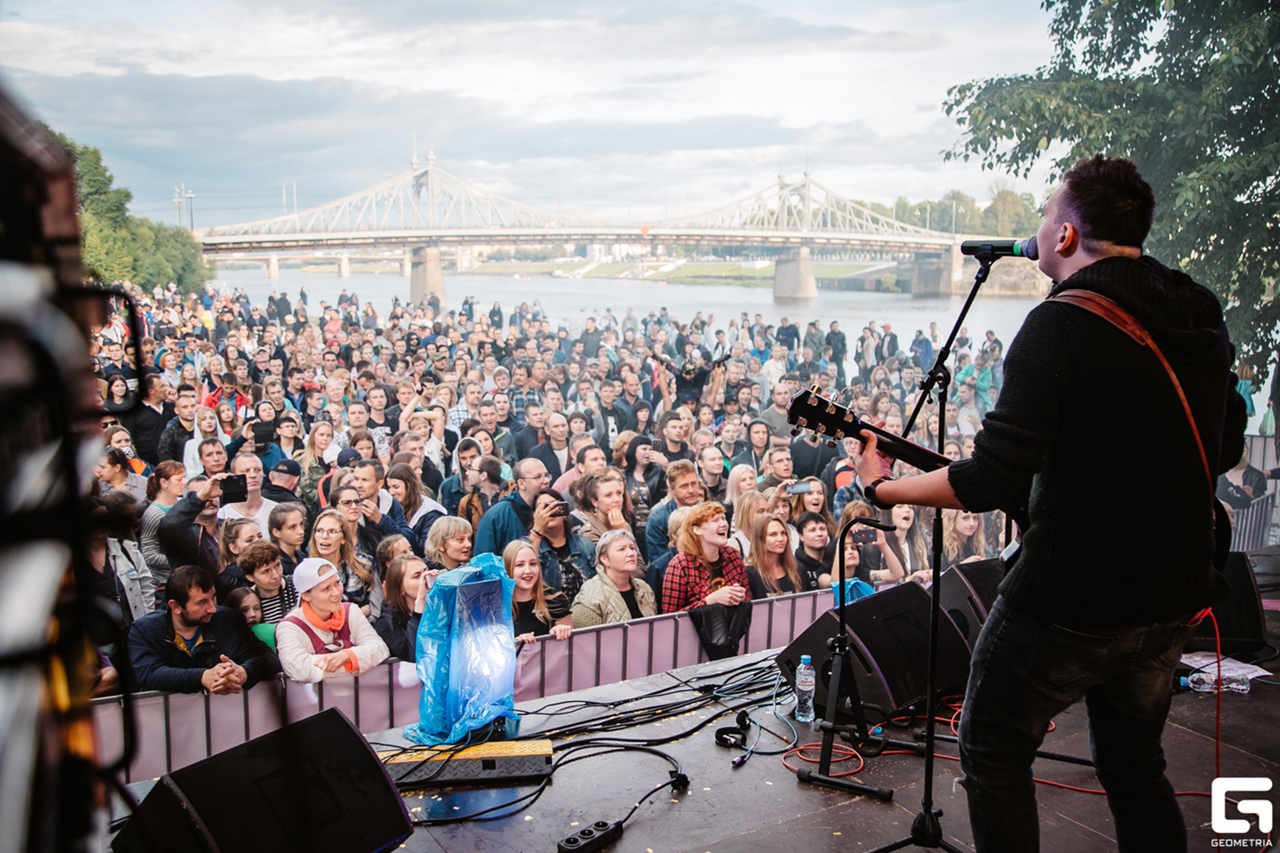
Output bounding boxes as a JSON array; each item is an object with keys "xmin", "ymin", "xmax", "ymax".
[{"xmin": 383, "ymin": 613, "xmax": 1280, "ymax": 853}]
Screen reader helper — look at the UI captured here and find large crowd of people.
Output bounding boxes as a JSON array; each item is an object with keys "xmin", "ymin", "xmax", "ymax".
[{"xmin": 83, "ymin": 280, "xmax": 1249, "ymax": 695}]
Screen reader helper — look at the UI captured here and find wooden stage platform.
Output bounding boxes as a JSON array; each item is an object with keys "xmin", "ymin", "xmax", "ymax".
[{"xmin": 383, "ymin": 613, "xmax": 1280, "ymax": 853}]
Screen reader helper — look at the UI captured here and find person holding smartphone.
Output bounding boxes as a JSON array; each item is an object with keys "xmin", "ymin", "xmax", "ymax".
[{"xmin": 527, "ymin": 488, "xmax": 596, "ymax": 605}]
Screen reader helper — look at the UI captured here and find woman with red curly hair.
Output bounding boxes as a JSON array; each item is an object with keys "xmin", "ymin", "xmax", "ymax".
[{"xmin": 660, "ymin": 501, "xmax": 751, "ymax": 614}]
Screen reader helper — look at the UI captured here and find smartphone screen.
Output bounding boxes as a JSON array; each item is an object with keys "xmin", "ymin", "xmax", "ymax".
[{"xmin": 786, "ymin": 481, "xmax": 811, "ymax": 495}]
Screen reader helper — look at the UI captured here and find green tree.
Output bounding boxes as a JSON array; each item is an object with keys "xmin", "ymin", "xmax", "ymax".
[
  {"xmin": 981, "ymin": 187, "xmax": 1041, "ymax": 237},
  {"xmin": 43, "ymin": 125, "xmax": 212, "ymax": 292},
  {"xmin": 943, "ymin": 0, "xmax": 1279, "ymax": 374}
]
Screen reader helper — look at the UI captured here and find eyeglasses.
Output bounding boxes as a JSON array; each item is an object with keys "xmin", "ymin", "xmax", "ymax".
[
  {"xmin": 314, "ymin": 528, "xmax": 343, "ymax": 538},
  {"xmin": 336, "ymin": 499, "xmax": 359, "ymax": 507}
]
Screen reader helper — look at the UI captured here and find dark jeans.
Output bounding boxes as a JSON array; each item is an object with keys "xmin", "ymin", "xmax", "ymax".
[{"xmin": 958, "ymin": 596, "xmax": 1197, "ymax": 853}]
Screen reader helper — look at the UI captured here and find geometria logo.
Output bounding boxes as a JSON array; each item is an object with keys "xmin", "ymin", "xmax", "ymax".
[{"xmin": 1212, "ymin": 777, "xmax": 1272, "ymax": 848}]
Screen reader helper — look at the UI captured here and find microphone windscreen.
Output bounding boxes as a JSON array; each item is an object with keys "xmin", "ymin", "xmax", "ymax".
[{"xmin": 1022, "ymin": 236, "xmax": 1039, "ymax": 260}]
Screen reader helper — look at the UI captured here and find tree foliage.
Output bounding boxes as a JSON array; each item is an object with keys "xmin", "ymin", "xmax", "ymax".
[
  {"xmin": 43, "ymin": 126, "xmax": 212, "ymax": 293},
  {"xmin": 943, "ymin": 0, "xmax": 1280, "ymax": 376},
  {"xmin": 886, "ymin": 188, "xmax": 1037, "ymax": 236}
]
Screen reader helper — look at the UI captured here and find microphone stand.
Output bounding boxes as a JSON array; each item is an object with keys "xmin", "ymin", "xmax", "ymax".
[
  {"xmin": 871, "ymin": 255, "xmax": 994, "ymax": 853},
  {"xmin": 795, "ymin": 515, "xmax": 910, "ymax": 802}
]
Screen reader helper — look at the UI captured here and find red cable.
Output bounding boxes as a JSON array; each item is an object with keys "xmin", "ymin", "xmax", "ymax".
[{"xmin": 1208, "ymin": 608, "xmax": 1222, "ymax": 780}]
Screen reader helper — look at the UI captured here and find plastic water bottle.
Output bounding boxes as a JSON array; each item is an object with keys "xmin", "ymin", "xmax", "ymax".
[
  {"xmin": 1181, "ymin": 672, "xmax": 1251, "ymax": 694},
  {"xmin": 795, "ymin": 655, "xmax": 816, "ymax": 723}
]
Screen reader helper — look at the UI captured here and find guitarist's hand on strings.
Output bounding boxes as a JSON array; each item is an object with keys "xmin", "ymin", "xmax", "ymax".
[{"xmin": 856, "ymin": 421, "xmax": 895, "ymax": 486}]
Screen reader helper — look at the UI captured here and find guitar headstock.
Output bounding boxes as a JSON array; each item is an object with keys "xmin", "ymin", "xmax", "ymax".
[{"xmin": 787, "ymin": 386, "xmax": 858, "ymax": 448}]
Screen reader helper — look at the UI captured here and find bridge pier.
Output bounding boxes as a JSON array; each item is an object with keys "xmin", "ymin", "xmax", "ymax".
[
  {"xmin": 411, "ymin": 246, "xmax": 445, "ymax": 308},
  {"xmin": 268, "ymin": 255, "xmax": 279, "ymax": 279},
  {"xmin": 774, "ymin": 247, "xmax": 817, "ymax": 300},
  {"xmin": 339, "ymin": 254, "xmax": 350, "ymax": 278},
  {"xmin": 401, "ymin": 253, "xmax": 411, "ymax": 277},
  {"xmin": 897, "ymin": 246, "xmax": 961, "ymax": 297}
]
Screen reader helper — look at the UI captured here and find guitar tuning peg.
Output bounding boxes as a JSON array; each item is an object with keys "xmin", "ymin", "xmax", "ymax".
[
  {"xmin": 826, "ymin": 440, "xmax": 837, "ymax": 449},
  {"xmin": 825, "ymin": 403, "xmax": 837, "ymax": 414},
  {"xmin": 790, "ymin": 428, "xmax": 800, "ymax": 436}
]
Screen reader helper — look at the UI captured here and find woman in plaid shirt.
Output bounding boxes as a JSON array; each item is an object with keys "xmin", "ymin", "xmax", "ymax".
[{"xmin": 660, "ymin": 501, "xmax": 751, "ymax": 613}]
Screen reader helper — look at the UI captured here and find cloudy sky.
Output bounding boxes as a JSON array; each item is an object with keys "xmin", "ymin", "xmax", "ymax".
[{"xmin": 0, "ymin": 0, "xmax": 1057, "ymax": 228}]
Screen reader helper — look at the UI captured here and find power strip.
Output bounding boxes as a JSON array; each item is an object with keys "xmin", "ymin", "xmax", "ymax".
[{"xmin": 557, "ymin": 820, "xmax": 623, "ymax": 852}]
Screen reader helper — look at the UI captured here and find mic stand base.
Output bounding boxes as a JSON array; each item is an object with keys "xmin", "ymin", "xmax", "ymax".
[{"xmin": 872, "ymin": 809, "xmax": 969, "ymax": 853}]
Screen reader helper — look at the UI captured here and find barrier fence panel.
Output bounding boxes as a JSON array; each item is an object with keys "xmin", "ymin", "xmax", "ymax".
[
  {"xmin": 1246, "ymin": 434, "xmax": 1277, "ymax": 475},
  {"xmin": 1233, "ymin": 490, "xmax": 1276, "ymax": 552},
  {"xmin": 93, "ymin": 589, "xmax": 829, "ymax": 780}
]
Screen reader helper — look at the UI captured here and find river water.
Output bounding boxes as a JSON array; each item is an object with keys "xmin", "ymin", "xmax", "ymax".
[{"xmin": 214, "ymin": 268, "xmax": 1046, "ymax": 355}]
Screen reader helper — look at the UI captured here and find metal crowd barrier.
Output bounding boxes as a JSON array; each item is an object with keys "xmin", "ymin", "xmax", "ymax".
[
  {"xmin": 1232, "ymin": 490, "xmax": 1276, "ymax": 552},
  {"xmin": 92, "ymin": 589, "xmax": 830, "ymax": 782}
]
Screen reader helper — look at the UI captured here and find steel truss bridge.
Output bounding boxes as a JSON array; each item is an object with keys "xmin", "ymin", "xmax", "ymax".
[{"xmin": 197, "ymin": 149, "xmax": 965, "ymax": 300}]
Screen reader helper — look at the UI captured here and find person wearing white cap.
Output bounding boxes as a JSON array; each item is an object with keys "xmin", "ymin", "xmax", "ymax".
[{"xmin": 274, "ymin": 557, "xmax": 388, "ymax": 683}]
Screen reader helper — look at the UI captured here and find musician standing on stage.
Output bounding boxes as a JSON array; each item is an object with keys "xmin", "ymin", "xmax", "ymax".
[{"xmin": 856, "ymin": 155, "xmax": 1245, "ymax": 853}]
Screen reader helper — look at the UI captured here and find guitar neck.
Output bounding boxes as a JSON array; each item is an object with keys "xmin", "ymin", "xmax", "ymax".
[{"xmin": 787, "ymin": 388, "xmax": 950, "ymax": 473}]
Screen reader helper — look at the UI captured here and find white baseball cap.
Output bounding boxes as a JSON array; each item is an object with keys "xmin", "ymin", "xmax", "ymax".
[{"xmin": 293, "ymin": 558, "xmax": 338, "ymax": 594}]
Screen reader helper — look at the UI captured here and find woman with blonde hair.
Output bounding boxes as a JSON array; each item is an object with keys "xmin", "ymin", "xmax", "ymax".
[
  {"xmin": 424, "ymin": 516, "xmax": 474, "ymax": 571},
  {"xmin": 571, "ymin": 528, "xmax": 655, "ymax": 628},
  {"xmin": 900, "ymin": 507, "xmax": 989, "ymax": 588},
  {"xmin": 744, "ymin": 512, "xmax": 804, "ymax": 598},
  {"xmin": 727, "ymin": 490, "xmax": 767, "ymax": 557},
  {"xmin": 724, "ymin": 463, "xmax": 758, "ymax": 505},
  {"xmin": 298, "ymin": 419, "xmax": 335, "ymax": 511},
  {"xmin": 503, "ymin": 539, "xmax": 572, "ymax": 642},
  {"xmin": 309, "ymin": 508, "xmax": 379, "ymax": 616},
  {"xmin": 183, "ymin": 405, "xmax": 229, "ymax": 476}
]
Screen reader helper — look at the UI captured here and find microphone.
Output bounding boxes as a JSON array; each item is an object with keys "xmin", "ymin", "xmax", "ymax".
[{"xmin": 960, "ymin": 236, "xmax": 1038, "ymax": 260}]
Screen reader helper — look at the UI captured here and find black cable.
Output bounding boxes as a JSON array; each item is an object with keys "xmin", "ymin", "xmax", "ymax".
[
  {"xmin": 405, "ymin": 656, "xmax": 784, "ymax": 828},
  {"xmin": 409, "ymin": 742, "xmax": 684, "ymax": 826}
]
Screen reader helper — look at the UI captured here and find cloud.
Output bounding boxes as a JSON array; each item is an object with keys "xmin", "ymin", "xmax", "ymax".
[{"xmin": 0, "ymin": 0, "xmax": 1058, "ymax": 229}]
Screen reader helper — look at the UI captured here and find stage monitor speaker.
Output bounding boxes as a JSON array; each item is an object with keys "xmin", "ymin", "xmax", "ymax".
[
  {"xmin": 112, "ymin": 708, "xmax": 412, "ymax": 853},
  {"xmin": 1185, "ymin": 551, "xmax": 1267, "ymax": 656},
  {"xmin": 778, "ymin": 582, "xmax": 972, "ymax": 718},
  {"xmin": 938, "ymin": 558, "xmax": 1005, "ymax": 651}
]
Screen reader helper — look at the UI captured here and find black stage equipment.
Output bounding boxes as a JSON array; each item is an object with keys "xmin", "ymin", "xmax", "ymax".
[
  {"xmin": 1186, "ymin": 551, "xmax": 1266, "ymax": 656},
  {"xmin": 778, "ymin": 581, "xmax": 972, "ymax": 719},
  {"xmin": 112, "ymin": 708, "xmax": 412, "ymax": 853},
  {"xmin": 937, "ymin": 559, "xmax": 1005, "ymax": 651}
]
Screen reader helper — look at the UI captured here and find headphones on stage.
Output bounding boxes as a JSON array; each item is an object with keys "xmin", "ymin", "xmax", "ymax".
[{"xmin": 715, "ymin": 710, "xmax": 761, "ymax": 768}]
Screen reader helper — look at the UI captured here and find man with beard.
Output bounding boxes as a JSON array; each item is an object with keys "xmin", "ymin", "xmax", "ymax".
[{"xmin": 128, "ymin": 565, "xmax": 279, "ymax": 693}]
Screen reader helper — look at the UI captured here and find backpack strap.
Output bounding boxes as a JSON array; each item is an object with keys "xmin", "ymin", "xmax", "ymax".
[{"xmin": 1050, "ymin": 289, "xmax": 1213, "ymax": 505}]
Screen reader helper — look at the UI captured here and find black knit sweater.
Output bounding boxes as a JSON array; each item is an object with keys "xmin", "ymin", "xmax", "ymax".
[{"xmin": 948, "ymin": 256, "xmax": 1245, "ymax": 628}]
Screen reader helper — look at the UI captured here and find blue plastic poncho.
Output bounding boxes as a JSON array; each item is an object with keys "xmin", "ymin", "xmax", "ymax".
[
  {"xmin": 403, "ymin": 554, "xmax": 519, "ymax": 746},
  {"xmin": 832, "ymin": 577, "xmax": 876, "ymax": 609}
]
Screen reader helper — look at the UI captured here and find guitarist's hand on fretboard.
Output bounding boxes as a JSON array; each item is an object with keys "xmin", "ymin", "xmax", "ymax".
[{"xmin": 855, "ymin": 422, "xmax": 896, "ymax": 486}]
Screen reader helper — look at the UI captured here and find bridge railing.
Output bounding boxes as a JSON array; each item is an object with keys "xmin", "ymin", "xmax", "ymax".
[{"xmin": 91, "ymin": 590, "xmax": 829, "ymax": 782}]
